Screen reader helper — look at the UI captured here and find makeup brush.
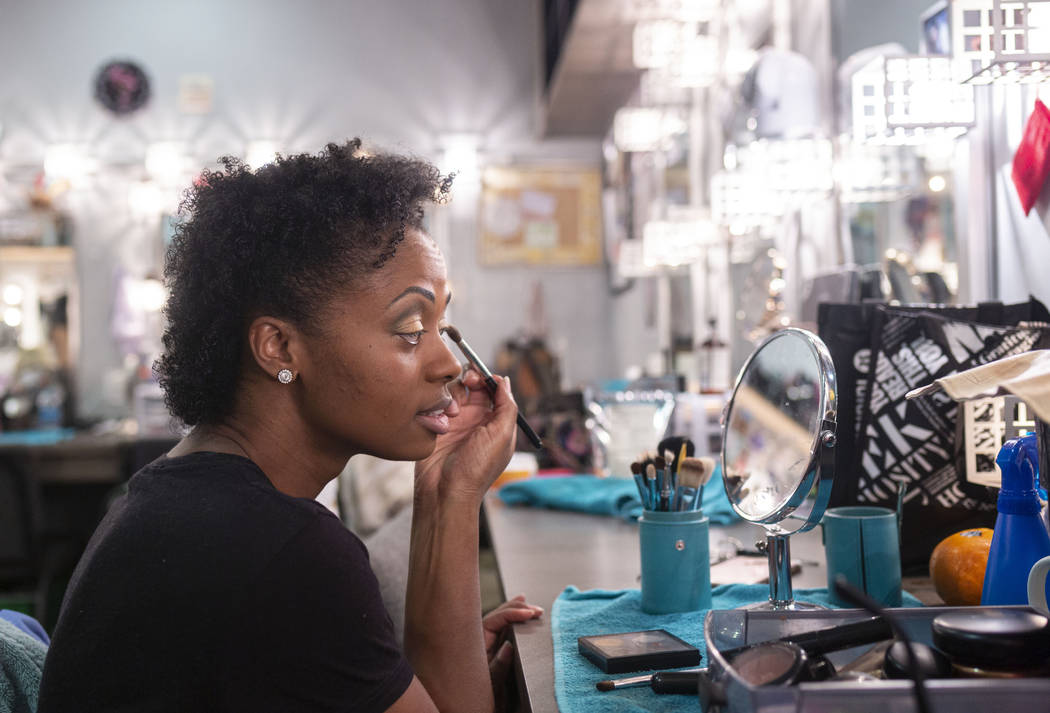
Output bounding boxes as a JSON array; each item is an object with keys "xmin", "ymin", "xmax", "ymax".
[
  {"xmin": 654, "ymin": 455, "xmax": 670, "ymax": 510},
  {"xmin": 677, "ymin": 457, "xmax": 717, "ymax": 512},
  {"xmin": 630, "ymin": 461, "xmax": 649, "ymax": 509},
  {"xmin": 645, "ymin": 463, "xmax": 658, "ymax": 510},
  {"xmin": 444, "ymin": 326, "xmax": 543, "ymax": 450},
  {"xmin": 595, "ymin": 668, "xmax": 706, "ymax": 692},
  {"xmin": 657, "ymin": 436, "xmax": 694, "ymax": 473}
]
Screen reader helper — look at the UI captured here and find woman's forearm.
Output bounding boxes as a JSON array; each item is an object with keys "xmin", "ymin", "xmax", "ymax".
[{"xmin": 403, "ymin": 490, "xmax": 492, "ymax": 713}]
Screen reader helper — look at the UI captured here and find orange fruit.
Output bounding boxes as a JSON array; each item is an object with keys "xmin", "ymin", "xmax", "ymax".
[{"xmin": 928, "ymin": 528, "xmax": 993, "ymax": 605}]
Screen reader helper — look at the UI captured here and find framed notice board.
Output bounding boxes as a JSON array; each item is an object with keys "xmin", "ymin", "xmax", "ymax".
[{"xmin": 479, "ymin": 166, "xmax": 602, "ymax": 266}]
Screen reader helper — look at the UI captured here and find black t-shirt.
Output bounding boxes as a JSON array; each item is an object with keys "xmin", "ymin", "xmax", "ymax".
[{"xmin": 38, "ymin": 452, "xmax": 414, "ymax": 712}]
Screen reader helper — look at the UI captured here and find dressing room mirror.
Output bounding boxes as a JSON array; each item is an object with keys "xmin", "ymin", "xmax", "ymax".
[{"xmin": 721, "ymin": 327, "xmax": 837, "ymax": 609}]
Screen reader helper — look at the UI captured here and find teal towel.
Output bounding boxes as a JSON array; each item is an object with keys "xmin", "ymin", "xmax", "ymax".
[
  {"xmin": 552, "ymin": 585, "xmax": 923, "ymax": 713},
  {"xmin": 0, "ymin": 429, "xmax": 74, "ymax": 446},
  {"xmin": 0, "ymin": 618, "xmax": 47, "ymax": 713},
  {"xmin": 498, "ymin": 468, "xmax": 739, "ymax": 525}
]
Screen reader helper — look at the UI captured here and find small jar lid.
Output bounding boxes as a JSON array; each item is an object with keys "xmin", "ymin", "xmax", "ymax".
[
  {"xmin": 730, "ymin": 641, "xmax": 807, "ymax": 686},
  {"xmin": 883, "ymin": 640, "xmax": 951, "ymax": 679},
  {"xmin": 932, "ymin": 609, "xmax": 1050, "ymax": 669}
]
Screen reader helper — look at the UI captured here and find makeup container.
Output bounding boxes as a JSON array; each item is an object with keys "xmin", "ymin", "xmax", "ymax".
[
  {"xmin": 931, "ymin": 609, "xmax": 1050, "ymax": 678},
  {"xmin": 822, "ymin": 505, "xmax": 902, "ymax": 607},
  {"xmin": 638, "ymin": 509, "xmax": 711, "ymax": 614}
]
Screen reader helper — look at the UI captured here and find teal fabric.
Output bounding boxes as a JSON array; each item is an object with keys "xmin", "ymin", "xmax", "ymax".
[
  {"xmin": 0, "ymin": 617, "xmax": 47, "ymax": 713},
  {"xmin": 0, "ymin": 429, "xmax": 74, "ymax": 446},
  {"xmin": 552, "ymin": 585, "xmax": 923, "ymax": 713},
  {"xmin": 497, "ymin": 467, "xmax": 739, "ymax": 525}
]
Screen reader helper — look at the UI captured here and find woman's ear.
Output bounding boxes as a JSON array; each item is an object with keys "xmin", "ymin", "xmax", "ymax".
[{"xmin": 247, "ymin": 316, "xmax": 300, "ymax": 383}]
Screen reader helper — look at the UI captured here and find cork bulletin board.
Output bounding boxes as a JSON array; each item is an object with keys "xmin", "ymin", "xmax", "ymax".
[{"xmin": 479, "ymin": 166, "xmax": 602, "ymax": 266}]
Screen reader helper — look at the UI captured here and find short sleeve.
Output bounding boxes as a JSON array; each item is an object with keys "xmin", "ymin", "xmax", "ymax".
[{"xmin": 218, "ymin": 513, "xmax": 414, "ymax": 712}]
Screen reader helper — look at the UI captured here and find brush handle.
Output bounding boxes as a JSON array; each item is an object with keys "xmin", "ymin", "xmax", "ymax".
[
  {"xmin": 479, "ymin": 374, "xmax": 543, "ymax": 450},
  {"xmin": 457, "ymin": 340, "xmax": 544, "ymax": 450},
  {"xmin": 651, "ymin": 670, "xmax": 702, "ymax": 694},
  {"xmin": 633, "ymin": 473, "xmax": 650, "ymax": 509}
]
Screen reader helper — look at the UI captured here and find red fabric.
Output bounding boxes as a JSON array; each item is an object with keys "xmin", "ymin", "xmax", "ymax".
[{"xmin": 1012, "ymin": 98, "xmax": 1050, "ymax": 215}]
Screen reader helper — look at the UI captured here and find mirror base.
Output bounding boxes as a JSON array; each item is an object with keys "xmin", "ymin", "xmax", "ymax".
[{"xmin": 739, "ymin": 599, "xmax": 828, "ymax": 611}]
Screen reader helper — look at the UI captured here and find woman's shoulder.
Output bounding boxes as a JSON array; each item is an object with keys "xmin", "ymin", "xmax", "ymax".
[{"xmin": 125, "ymin": 451, "xmax": 344, "ymax": 537}]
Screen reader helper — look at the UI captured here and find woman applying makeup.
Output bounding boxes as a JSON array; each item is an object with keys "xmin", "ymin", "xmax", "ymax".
[{"xmin": 38, "ymin": 141, "xmax": 540, "ymax": 712}]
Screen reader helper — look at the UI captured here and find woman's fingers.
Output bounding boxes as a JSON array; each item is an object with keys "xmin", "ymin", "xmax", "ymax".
[
  {"xmin": 483, "ymin": 602, "xmax": 544, "ymax": 631},
  {"xmin": 483, "ymin": 596, "xmax": 544, "ymax": 652}
]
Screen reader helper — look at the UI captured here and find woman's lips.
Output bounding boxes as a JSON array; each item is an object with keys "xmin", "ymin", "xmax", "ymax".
[
  {"xmin": 415, "ymin": 395, "xmax": 454, "ymax": 435},
  {"xmin": 415, "ymin": 409, "xmax": 451, "ymax": 434}
]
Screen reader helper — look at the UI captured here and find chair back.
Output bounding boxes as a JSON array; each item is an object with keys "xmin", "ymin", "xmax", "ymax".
[{"xmin": 0, "ymin": 457, "xmax": 39, "ymax": 587}]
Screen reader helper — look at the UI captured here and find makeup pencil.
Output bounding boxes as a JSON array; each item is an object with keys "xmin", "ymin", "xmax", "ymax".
[{"xmin": 444, "ymin": 326, "xmax": 544, "ymax": 450}]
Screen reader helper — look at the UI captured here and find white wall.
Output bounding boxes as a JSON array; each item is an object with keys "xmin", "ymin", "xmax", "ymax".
[{"xmin": 1, "ymin": 0, "xmax": 651, "ymax": 419}]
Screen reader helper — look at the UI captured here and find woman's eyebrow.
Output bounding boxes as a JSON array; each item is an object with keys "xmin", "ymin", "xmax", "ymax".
[
  {"xmin": 387, "ymin": 286, "xmax": 453, "ymax": 307},
  {"xmin": 388, "ymin": 286, "xmax": 434, "ymax": 306}
]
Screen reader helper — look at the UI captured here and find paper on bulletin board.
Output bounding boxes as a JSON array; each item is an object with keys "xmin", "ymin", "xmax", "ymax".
[{"xmin": 479, "ymin": 166, "xmax": 602, "ymax": 266}]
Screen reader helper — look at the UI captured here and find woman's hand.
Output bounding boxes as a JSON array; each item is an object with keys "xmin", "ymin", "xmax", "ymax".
[
  {"xmin": 484, "ymin": 595, "xmax": 543, "ymax": 707},
  {"xmin": 415, "ymin": 368, "xmax": 518, "ymax": 503}
]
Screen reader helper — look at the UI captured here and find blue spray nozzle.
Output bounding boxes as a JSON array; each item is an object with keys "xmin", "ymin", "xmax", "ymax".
[{"xmin": 995, "ymin": 433, "xmax": 1042, "ymax": 515}]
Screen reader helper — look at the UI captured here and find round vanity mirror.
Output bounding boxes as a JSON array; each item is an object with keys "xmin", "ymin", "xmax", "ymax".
[{"xmin": 721, "ymin": 327, "xmax": 837, "ymax": 609}]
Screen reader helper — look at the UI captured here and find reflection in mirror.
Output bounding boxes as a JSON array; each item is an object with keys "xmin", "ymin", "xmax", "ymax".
[
  {"xmin": 721, "ymin": 328, "xmax": 837, "ymax": 610},
  {"xmin": 723, "ymin": 336, "xmax": 822, "ymax": 522}
]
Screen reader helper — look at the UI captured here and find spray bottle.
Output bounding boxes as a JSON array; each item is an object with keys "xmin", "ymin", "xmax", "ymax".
[{"xmin": 981, "ymin": 433, "xmax": 1050, "ymax": 605}]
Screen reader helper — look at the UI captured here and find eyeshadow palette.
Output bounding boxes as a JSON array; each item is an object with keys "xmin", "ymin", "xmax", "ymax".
[{"xmin": 578, "ymin": 629, "xmax": 701, "ymax": 673}]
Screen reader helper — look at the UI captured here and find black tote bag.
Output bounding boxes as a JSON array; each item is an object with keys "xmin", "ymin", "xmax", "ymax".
[{"xmin": 818, "ymin": 298, "xmax": 1050, "ymax": 570}]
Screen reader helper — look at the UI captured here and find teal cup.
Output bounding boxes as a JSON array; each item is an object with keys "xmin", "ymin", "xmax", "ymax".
[
  {"xmin": 639, "ymin": 510, "xmax": 712, "ymax": 614},
  {"xmin": 822, "ymin": 506, "xmax": 902, "ymax": 607}
]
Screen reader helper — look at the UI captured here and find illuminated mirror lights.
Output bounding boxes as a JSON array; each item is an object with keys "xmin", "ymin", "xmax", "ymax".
[
  {"xmin": 613, "ymin": 107, "xmax": 687, "ymax": 152},
  {"xmin": 852, "ymin": 55, "xmax": 975, "ymax": 144},
  {"xmin": 625, "ymin": 0, "xmax": 719, "ymax": 22},
  {"xmin": 642, "ymin": 218, "xmax": 719, "ymax": 267},
  {"xmin": 953, "ymin": 0, "xmax": 1050, "ymax": 84}
]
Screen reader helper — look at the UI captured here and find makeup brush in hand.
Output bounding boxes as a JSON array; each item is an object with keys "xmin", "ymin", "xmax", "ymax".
[
  {"xmin": 676, "ymin": 457, "xmax": 717, "ymax": 512},
  {"xmin": 444, "ymin": 326, "xmax": 544, "ymax": 450}
]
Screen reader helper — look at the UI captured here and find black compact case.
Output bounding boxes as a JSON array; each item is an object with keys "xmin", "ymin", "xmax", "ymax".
[{"xmin": 578, "ymin": 629, "xmax": 700, "ymax": 673}]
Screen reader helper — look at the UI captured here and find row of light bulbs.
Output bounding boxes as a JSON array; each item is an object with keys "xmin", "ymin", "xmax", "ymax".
[{"xmin": 39, "ymin": 140, "xmax": 280, "ymax": 185}]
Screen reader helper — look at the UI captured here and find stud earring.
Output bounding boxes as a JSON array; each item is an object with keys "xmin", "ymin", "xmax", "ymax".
[{"xmin": 277, "ymin": 368, "xmax": 295, "ymax": 384}]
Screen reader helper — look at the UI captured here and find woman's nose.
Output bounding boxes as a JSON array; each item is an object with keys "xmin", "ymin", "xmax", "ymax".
[{"xmin": 433, "ymin": 335, "xmax": 463, "ymax": 382}]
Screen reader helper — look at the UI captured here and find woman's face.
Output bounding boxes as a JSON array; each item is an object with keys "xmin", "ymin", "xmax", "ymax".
[{"xmin": 296, "ymin": 228, "xmax": 463, "ymax": 461}]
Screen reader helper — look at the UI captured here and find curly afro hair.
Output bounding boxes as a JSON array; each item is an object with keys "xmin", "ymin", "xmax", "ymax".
[{"xmin": 155, "ymin": 139, "xmax": 453, "ymax": 426}]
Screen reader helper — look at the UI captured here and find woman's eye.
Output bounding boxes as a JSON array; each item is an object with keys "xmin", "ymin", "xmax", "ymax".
[{"xmin": 399, "ymin": 330, "xmax": 426, "ymax": 345}]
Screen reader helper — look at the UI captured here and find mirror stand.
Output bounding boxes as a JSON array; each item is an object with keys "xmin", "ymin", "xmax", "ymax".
[{"xmin": 742, "ymin": 531, "xmax": 825, "ymax": 611}]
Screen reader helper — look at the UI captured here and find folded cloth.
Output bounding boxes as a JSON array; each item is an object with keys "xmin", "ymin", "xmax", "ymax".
[
  {"xmin": 552, "ymin": 585, "xmax": 923, "ymax": 713},
  {"xmin": 907, "ymin": 349, "xmax": 1050, "ymax": 422},
  {"xmin": 0, "ymin": 612, "xmax": 47, "ymax": 646},
  {"xmin": 0, "ymin": 617, "xmax": 47, "ymax": 713},
  {"xmin": 498, "ymin": 467, "xmax": 740, "ymax": 525}
]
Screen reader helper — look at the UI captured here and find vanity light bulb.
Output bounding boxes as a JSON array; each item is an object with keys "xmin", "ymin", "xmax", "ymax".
[
  {"xmin": 3, "ymin": 306, "xmax": 23, "ymax": 327},
  {"xmin": 2, "ymin": 284, "xmax": 23, "ymax": 305},
  {"xmin": 928, "ymin": 175, "xmax": 947, "ymax": 192}
]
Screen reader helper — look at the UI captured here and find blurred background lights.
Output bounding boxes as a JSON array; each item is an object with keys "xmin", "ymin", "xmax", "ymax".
[
  {"xmin": 2, "ymin": 284, "xmax": 24, "ymax": 305},
  {"xmin": 3, "ymin": 306, "xmax": 23, "ymax": 328},
  {"xmin": 244, "ymin": 140, "xmax": 279, "ymax": 169}
]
